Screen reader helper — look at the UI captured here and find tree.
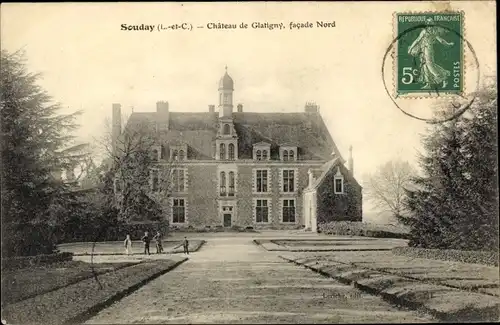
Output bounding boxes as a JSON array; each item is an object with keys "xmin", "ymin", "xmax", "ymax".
[
  {"xmin": 1, "ymin": 50, "xmax": 86, "ymax": 256},
  {"xmin": 364, "ymin": 160, "xmax": 416, "ymax": 221},
  {"xmin": 403, "ymin": 81, "xmax": 498, "ymax": 251},
  {"xmin": 96, "ymin": 116, "xmax": 175, "ymax": 224}
]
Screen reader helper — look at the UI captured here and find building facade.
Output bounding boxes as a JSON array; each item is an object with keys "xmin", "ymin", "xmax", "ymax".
[{"xmin": 112, "ymin": 68, "xmax": 362, "ymax": 230}]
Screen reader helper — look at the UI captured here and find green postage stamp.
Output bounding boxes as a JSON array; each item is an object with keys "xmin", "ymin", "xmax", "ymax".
[{"xmin": 394, "ymin": 12, "xmax": 464, "ymax": 97}]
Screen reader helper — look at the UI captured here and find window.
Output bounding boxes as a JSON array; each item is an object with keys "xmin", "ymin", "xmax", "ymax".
[
  {"xmin": 151, "ymin": 169, "xmax": 159, "ymax": 192},
  {"xmin": 220, "ymin": 143, "xmax": 226, "ymax": 160},
  {"xmin": 289, "ymin": 150, "xmax": 294, "ymax": 161},
  {"xmin": 151, "ymin": 149, "xmax": 159, "ymax": 161},
  {"xmin": 256, "ymin": 150, "xmax": 262, "ymax": 161},
  {"xmin": 262, "ymin": 150, "xmax": 268, "ymax": 160},
  {"xmin": 283, "ymin": 150, "xmax": 289, "ymax": 161},
  {"xmin": 172, "ymin": 150, "xmax": 178, "ymax": 161},
  {"xmin": 178, "ymin": 150, "xmax": 185, "ymax": 161},
  {"xmin": 334, "ymin": 177, "xmax": 344, "ymax": 194},
  {"xmin": 220, "ymin": 171, "xmax": 226, "ymax": 196},
  {"xmin": 228, "ymin": 144, "xmax": 235, "ymax": 160},
  {"xmin": 223, "ymin": 124, "xmax": 230, "ymax": 135},
  {"xmin": 334, "ymin": 168, "xmax": 344, "ymax": 194},
  {"xmin": 256, "ymin": 199, "xmax": 269, "ymax": 223},
  {"xmin": 173, "ymin": 169, "xmax": 185, "ymax": 192},
  {"xmin": 256, "ymin": 170, "xmax": 268, "ymax": 192},
  {"xmin": 282, "ymin": 199, "xmax": 296, "ymax": 223},
  {"xmin": 283, "ymin": 170, "xmax": 295, "ymax": 192},
  {"xmin": 114, "ymin": 178, "xmax": 121, "ymax": 194},
  {"xmin": 172, "ymin": 199, "xmax": 185, "ymax": 223},
  {"xmin": 228, "ymin": 171, "xmax": 235, "ymax": 196}
]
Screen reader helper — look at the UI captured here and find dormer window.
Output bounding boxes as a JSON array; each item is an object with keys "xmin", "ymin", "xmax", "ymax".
[
  {"xmin": 280, "ymin": 145, "xmax": 297, "ymax": 161},
  {"xmin": 151, "ymin": 145, "xmax": 161, "ymax": 161},
  {"xmin": 151, "ymin": 149, "xmax": 159, "ymax": 162},
  {"xmin": 334, "ymin": 167, "xmax": 344, "ymax": 194},
  {"xmin": 170, "ymin": 144, "xmax": 188, "ymax": 161},
  {"xmin": 253, "ymin": 142, "xmax": 271, "ymax": 161},
  {"xmin": 223, "ymin": 124, "xmax": 230, "ymax": 135}
]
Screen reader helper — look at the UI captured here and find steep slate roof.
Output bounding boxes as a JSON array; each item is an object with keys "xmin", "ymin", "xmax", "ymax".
[
  {"xmin": 310, "ymin": 157, "xmax": 361, "ymax": 189},
  {"xmin": 124, "ymin": 111, "xmax": 344, "ymax": 161}
]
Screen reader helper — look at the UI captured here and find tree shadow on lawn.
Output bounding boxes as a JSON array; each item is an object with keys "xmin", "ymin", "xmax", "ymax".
[{"xmin": 1, "ymin": 260, "xmax": 138, "ymax": 307}]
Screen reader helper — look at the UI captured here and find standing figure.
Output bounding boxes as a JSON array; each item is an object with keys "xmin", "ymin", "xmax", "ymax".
[
  {"xmin": 407, "ymin": 17, "xmax": 454, "ymax": 89},
  {"xmin": 141, "ymin": 231, "xmax": 151, "ymax": 255},
  {"xmin": 183, "ymin": 236, "xmax": 189, "ymax": 255},
  {"xmin": 124, "ymin": 234, "xmax": 133, "ymax": 255},
  {"xmin": 153, "ymin": 231, "xmax": 163, "ymax": 254}
]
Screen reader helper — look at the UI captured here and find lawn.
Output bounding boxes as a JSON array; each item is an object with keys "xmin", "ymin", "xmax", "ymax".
[
  {"xmin": 1, "ymin": 258, "xmax": 186, "ymax": 325},
  {"xmin": 1, "ymin": 260, "xmax": 138, "ymax": 307},
  {"xmin": 57, "ymin": 239, "xmax": 205, "ymax": 255}
]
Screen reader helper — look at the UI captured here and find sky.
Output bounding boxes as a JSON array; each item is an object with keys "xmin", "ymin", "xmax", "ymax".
[{"xmin": 2, "ymin": 2, "xmax": 496, "ymax": 216}]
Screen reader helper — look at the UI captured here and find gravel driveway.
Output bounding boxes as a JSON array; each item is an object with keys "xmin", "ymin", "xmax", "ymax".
[{"xmin": 85, "ymin": 236, "xmax": 434, "ymax": 324}]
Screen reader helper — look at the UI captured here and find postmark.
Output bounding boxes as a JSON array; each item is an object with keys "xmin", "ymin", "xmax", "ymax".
[{"xmin": 395, "ymin": 12, "xmax": 464, "ymax": 98}]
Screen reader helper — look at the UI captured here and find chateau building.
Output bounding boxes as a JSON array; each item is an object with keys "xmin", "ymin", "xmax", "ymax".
[{"xmin": 112, "ymin": 68, "xmax": 362, "ymax": 231}]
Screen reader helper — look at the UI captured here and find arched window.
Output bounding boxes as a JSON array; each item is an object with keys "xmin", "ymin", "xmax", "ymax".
[
  {"xmin": 262, "ymin": 150, "xmax": 268, "ymax": 160},
  {"xmin": 220, "ymin": 171, "xmax": 226, "ymax": 196},
  {"xmin": 256, "ymin": 150, "xmax": 262, "ymax": 161},
  {"xmin": 178, "ymin": 150, "xmax": 185, "ymax": 161},
  {"xmin": 172, "ymin": 150, "xmax": 178, "ymax": 161},
  {"xmin": 223, "ymin": 124, "xmax": 230, "ymax": 135},
  {"xmin": 220, "ymin": 143, "xmax": 226, "ymax": 160},
  {"xmin": 289, "ymin": 150, "xmax": 294, "ymax": 161},
  {"xmin": 283, "ymin": 150, "xmax": 289, "ymax": 161},
  {"xmin": 151, "ymin": 149, "xmax": 158, "ymax": 161},
  {"xmin": 229, "ymin": 172, "xmax": 235, "ymax": 196},
  {"xmin": 228, "ymin": 144, "xmax": 235, "ymax": 160}
]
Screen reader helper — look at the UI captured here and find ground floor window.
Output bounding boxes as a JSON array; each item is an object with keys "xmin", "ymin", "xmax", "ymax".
[
  {"xmin": 172, "ymin": 198, "xmax": 185, "ymax": 223},
  {"xmin": 282, "ymin": 199, "xmax": 296, "ymax": 223},
  {"xmin": 256, "ymin": 199, "xmax": 269, "ymax": 223}
]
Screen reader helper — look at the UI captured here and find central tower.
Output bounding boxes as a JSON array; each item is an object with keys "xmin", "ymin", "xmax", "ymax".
[{"xmin": 218, "ymin": 66, "xmax": 234, "ymax": 118}]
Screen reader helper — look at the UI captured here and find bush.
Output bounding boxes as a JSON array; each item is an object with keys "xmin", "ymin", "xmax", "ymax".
[
  {"xmin": 1, "ymin": 222, "xmax": 58, "ymax": 257},
  {"xmin": 393, "ymin": 247, "xmax": 499, "ymax": 266}
]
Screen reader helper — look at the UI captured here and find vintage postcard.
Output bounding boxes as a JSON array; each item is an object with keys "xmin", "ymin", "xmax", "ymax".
[{"xmin": 1, "ymin": 1, "xmax": 498, "ymax": 324}]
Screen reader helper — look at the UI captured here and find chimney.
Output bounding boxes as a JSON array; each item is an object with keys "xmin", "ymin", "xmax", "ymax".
[
  {"xmin": 304, "ymin": 101, "xmax": 319, "ymax": 113},
  {"xmin": 237, "ymin": 103, "xmax": 243, "ymax": 113},
  {"xmin": 112, "ymin": 103, "xmax": 122, "ymax": 155},
  {"xmin": 308, "ymin": 169, "xmax": 316, "ymax": 188},
  {"xmin": 348, "ymin": 145, "xmax": 354, "ymax": 176},
  {"xmin": 156, "ymin": 101, "xmax": 169, "ymax": 131},
  {"xmin": 208, "ymin": 105, "xmax": 215, "ymax": 113}
]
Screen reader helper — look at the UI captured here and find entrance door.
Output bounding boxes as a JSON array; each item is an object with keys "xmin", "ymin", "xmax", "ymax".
[{"xmin": 223, "ymin": 213, "xmax": 232, "ymax": 227}]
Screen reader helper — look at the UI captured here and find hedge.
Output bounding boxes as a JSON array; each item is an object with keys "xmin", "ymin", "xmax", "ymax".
[
  {"xmin": 318, "ymin": 221, "xmax": 411, "ymax": 239},
  {"xmin": 392, "ymin": 246, "xmax": 499, "ymax": 266},
  {"xmin": 56, "ymin": 221, "xmax": 169, "ymax": 243}
]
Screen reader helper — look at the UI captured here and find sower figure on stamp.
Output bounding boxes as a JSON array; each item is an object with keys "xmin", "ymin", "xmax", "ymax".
[
  {"xmin": 141, "ymin": 231, "xmax": 151, "ymax": 255},
  {"xmin": 153, "ymin": 231, "xmax": 163, "ymax": 254},
  {"xmin": 407, "ymin": 17, "xmax": 454, "ymax": 89},
  {"xmin": 124, "ymin": 234, "xmax": 133, "ymax": 255},
  {"xmin": 183, "ymin": 236, "xmax": 189, "ymax": 255}
]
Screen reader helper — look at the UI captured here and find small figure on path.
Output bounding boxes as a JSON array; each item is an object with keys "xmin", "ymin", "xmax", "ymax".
[
  {"xmin": 183, "ymin": 236, "xmax": 189, "ymax": 255},
  {"xmin": 124, "ymin": 234, "xmax": 133, "ymax": 255},
  {"xmin": 153, "ymin": 231, "xmax": 163, "ymax": 254},
  {"xmin": 141, "ymin": 231, "xmax": 151, "ymax": 255}
]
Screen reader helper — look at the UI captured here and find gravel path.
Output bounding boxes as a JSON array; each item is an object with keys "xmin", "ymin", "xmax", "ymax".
[{"xmin": 85, "ymin": 237, "xmax": 434, "ymax": 324}]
